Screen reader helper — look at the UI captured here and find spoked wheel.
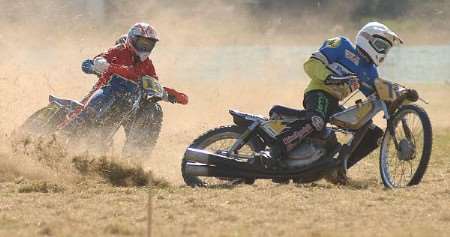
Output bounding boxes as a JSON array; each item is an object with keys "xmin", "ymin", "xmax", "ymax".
[
  {"xmin": 17, "ymin": 104, "xmax": 66, "ymax": 136},
  {"xmin": 380, "ymin": 105, "xmax": 432, "ymax": 188},
  {"xmin": 122, "ymin": 103, "xmax": 163, "ymax": 159},
  {"xmin": 182, "ymin": 125, "xmax": 263, "ymax": 188}
]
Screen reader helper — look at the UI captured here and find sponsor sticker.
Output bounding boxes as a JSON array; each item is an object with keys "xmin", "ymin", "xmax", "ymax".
[
  {"xmin": 282, "ymin": 124, "xmax": 314, "ymax": 145},
  {"xmin": 327, "ymin": 37, "xmax": 341, "ymax": 48},
  {"xmin": 345, "ymin": 49, "xmax": 360, "ymax": 65}
]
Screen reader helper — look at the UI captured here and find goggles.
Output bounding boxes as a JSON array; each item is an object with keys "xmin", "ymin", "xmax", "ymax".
[
  {"xmin": 371, "ymin": 36, "xmax": 392, "ymax": 54},
  {"xmin": 133, "ymin": 36, "xmax": 157, "ymax": 53},
  {"xmin": 360, "ymin": 31, "xmax": 393, "ymax": 54}
]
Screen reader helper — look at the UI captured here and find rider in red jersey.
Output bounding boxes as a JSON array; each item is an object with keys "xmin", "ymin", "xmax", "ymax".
[{"xmin": 63, "ymin": 23, "xmax": 188, "ymax": 131}]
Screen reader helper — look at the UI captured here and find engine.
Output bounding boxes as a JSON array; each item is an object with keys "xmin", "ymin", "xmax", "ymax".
[{"xmin": 285, "ymin": 128, "xmax": 337, "ymax": 168}]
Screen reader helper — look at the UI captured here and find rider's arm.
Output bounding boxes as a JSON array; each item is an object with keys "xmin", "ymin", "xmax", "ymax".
[
  {"xmin": 163, "ymin": 87, "xmax": 189, "ymax": 105},
  {"xmin": 90, "ymin": 62, "xmax": 141, "ymax": 92},
  {"xmin": 305, "ymin": 58, "xmax": 359, "ymax": 92},
  {"xmin": 304, "ymin": 37, "xmax": 347, "ymax": 82},
  {"xmin": 138, "ymin": 60, "xmax": 188, "ymax": 105},
  {"xmin": 94, "ymin": 46, "xmax": 142, "ymax": 80},
  {"xmin": 107, "ymin": 63, "xmax": 140, "ymax": 79},
  {"xmin": 303, "ymin": 57, "xmax": 332, "ymax": 82}
]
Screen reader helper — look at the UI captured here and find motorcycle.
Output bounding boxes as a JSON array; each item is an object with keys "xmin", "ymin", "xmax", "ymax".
[
  {"xmin": 181, "ymin": 79, "xmax": 432, "ymax": 188},
  {"xmin": 17, "ymin": 74, "xmax": 169, "ymax": 157}
]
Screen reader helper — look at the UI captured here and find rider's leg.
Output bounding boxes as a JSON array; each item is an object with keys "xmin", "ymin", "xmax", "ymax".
[
  {"xmin": 347, "ymin": 124, "xmax": 383, "ymax": 169},
  {"xmin": 62, "ymin": 86, "xmax": 115, "ymax": 132},
  {"xmin": 270, "ymin": 90, "xmax": 339, "ymax": 160},
  {"xmin": 270, "ymin": 119, "xmax": 316, "ymax": 160},
  {"xmin": 303, "ymin": 90, "xmax": 340, "ymax": 120}
]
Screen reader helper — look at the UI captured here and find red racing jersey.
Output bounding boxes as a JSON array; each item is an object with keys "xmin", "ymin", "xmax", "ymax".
[
  {"xmin": 93, "ymin": 44, "xmax": 157, "ymax": 89},
  {"xmin": 86, "ymin": 44, "xmax": 188, "ymax": 105}
]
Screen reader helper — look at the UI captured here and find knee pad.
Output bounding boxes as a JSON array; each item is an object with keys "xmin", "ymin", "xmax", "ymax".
[{"xmin": 310, "ymin": 115, "xmax": 325, "ymax": 131}]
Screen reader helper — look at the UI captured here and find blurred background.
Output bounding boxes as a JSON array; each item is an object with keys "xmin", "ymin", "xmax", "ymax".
[
  {"xmin": 0, "ymin": 0, "xmax": 449, "ymax": 131},
  {"xmin": 0, "ymin": 0, "xmax": 449, "ymax": 79}
]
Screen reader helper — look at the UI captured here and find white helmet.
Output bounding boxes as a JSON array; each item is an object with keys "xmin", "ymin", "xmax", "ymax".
[
  {"xmin": 126, "ymin": 23, "xmax": 159, "ymax": 61},
  {"xmin": 356, "ymin": 22, "xmax": 403, "ymax": 66}
]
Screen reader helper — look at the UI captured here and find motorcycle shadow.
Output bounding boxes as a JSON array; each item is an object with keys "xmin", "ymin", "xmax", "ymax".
[{"xmin": 293, "ymin": 180, "xmax": 372, "ymax": 190}]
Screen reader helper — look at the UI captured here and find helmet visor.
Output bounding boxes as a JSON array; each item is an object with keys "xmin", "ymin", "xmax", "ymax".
[
  {"xmin": 133, "ymin": 36, "xmax": 157, "ymax": 53},
  {"xmin": 371, "ymin": 37, "xmax": 392, "ymax": 54}
]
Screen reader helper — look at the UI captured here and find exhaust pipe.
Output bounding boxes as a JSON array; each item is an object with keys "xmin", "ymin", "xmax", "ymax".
[
  {"xmin": 184, "ymin": 163, "xmax": 250, "ymax": 179},
  {"xmin": 184, "ymin": 148, "xmax": 256, "ymax": 178},
  {"xmin": 184, "ymin": 148, "xmax": 221, "ymax": 164},
  {"xmin": 184, "ymin": 164, "xmax": 211, "ymax": 176}
]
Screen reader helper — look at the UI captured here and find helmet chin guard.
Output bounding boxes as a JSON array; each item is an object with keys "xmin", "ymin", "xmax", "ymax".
[{"xmin": 137, "ymin": 51, "xmax": 151, "ymax": 62}]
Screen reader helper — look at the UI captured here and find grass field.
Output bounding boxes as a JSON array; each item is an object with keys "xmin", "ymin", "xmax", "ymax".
[
  {"xmin": 0, "ymin": 132, "xmax": 448, "ymax": 237},
  {"xmin": 0, "ymin": 76, "xmax": 449, "ymax": 236}
]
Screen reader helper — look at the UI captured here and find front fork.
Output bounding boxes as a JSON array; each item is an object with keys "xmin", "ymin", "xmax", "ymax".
[
  {"xmin": 383, "ymin": 96, "xmax": 414, "ymax": 151},
  {"xmin": 387, "ymin": 115, "xmax": 414, "ymax": 153}
]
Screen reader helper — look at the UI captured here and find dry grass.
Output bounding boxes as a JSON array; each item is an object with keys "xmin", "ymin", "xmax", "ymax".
[
  {"xmin": 17, "ymin": 180, "xmax": 65, "ymax": 194},
  {"xmin": 72, "ymin": 155, "xmax": 170, "ymax": 188},
  {"xmin": 0, "ymin": 80, "xmax": 449, "ymax": 236}
]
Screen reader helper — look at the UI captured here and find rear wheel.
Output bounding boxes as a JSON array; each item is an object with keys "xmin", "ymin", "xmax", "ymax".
[
  {"xmin": 181, "ymin": 125, "xmax": 263, "ymax": 187},
  {"xmin": 379, "ymin": 105, "xmax": 432, "ymax": 188},
  {"xmin": 16, "ymin": 104, "xmax": 66, "ymax": 136}
]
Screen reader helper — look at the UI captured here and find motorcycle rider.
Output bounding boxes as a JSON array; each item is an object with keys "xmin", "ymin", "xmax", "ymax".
[
  {"xmin": 63, "ymin": 22, "xmax": 188, "ymax": 133},
  {"xmin": 269, "ymin": 22, "xmax": 415, "ymax": 183}
]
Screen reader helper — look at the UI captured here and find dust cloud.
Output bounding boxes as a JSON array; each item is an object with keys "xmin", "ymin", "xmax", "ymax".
[
  {"xmin": 0, "ymin": 0, "xmax": 448, "ymax": 177},
  {"xmin": 0, "ymin": 0, "xmax": 449, "ymax": 183}
]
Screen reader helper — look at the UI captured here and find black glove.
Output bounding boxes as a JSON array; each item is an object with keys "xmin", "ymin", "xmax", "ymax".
[
  {"xmin": 167, "ymin": 94, "xmax": 177, "ymax": 104},
  {"xmin": 81, "ymin": 59, "xmax": 95, "ymax": 74},
  {"xmin": 406, "ymin": 89, "xmax": 419, "ymax": 102}
]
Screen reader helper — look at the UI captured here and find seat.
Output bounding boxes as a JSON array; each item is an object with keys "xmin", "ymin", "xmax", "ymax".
[
  {"xmin": 229, "ymin": 109, "xmax": 266, "ymax": 127},
  {"xmin": 269, "ymin": 105, "xmax": 307, "ymax": 120}
]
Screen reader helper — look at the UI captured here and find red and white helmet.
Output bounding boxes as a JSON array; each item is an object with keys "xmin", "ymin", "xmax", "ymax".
[
  {"xmin": 356, "ymin": 22, "xmax": 403, "ymax": 66},
  {"xmin": 126, "ymin": 23, "xmax": 159, "ymax": 61}
]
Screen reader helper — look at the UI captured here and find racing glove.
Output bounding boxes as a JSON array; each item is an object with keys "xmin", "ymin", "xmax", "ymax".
[
  {"xmin": 405, "ymin": 89, "xmax": 419, "ymax": 102},
  {"xmin": 325, "ymin": 74, "xmax": 360, "ymax": 92},
  {"xmin": 163, "ymin": 87, "xmax": 189, "ymax": 105}
]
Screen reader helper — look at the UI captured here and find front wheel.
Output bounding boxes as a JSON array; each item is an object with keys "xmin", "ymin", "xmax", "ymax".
[
  {"xmin": 181, "ymin": 125, "xmax": 263, "ymax": 187},
  {"xmin": 379, "ymin": 105, "xmax": 432, "ymax": 188},
  {"xmin": 122, "ymin": 103, "xmax": 163, "ymax": 159}
]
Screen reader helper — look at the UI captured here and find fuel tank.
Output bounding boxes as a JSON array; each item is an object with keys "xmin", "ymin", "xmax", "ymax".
[{"xmin": 330, "ymin": 99, "xmax": 383, "ymax": 130}]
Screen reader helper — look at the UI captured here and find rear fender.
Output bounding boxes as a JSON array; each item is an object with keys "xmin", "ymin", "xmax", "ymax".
[
  {"xmin": 49, "ymin": 95, "xmax": 83, "ymax": 112},
  {"xmin": 229, "ymin": 109, "xmax": 266, "ymax": 127}
]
